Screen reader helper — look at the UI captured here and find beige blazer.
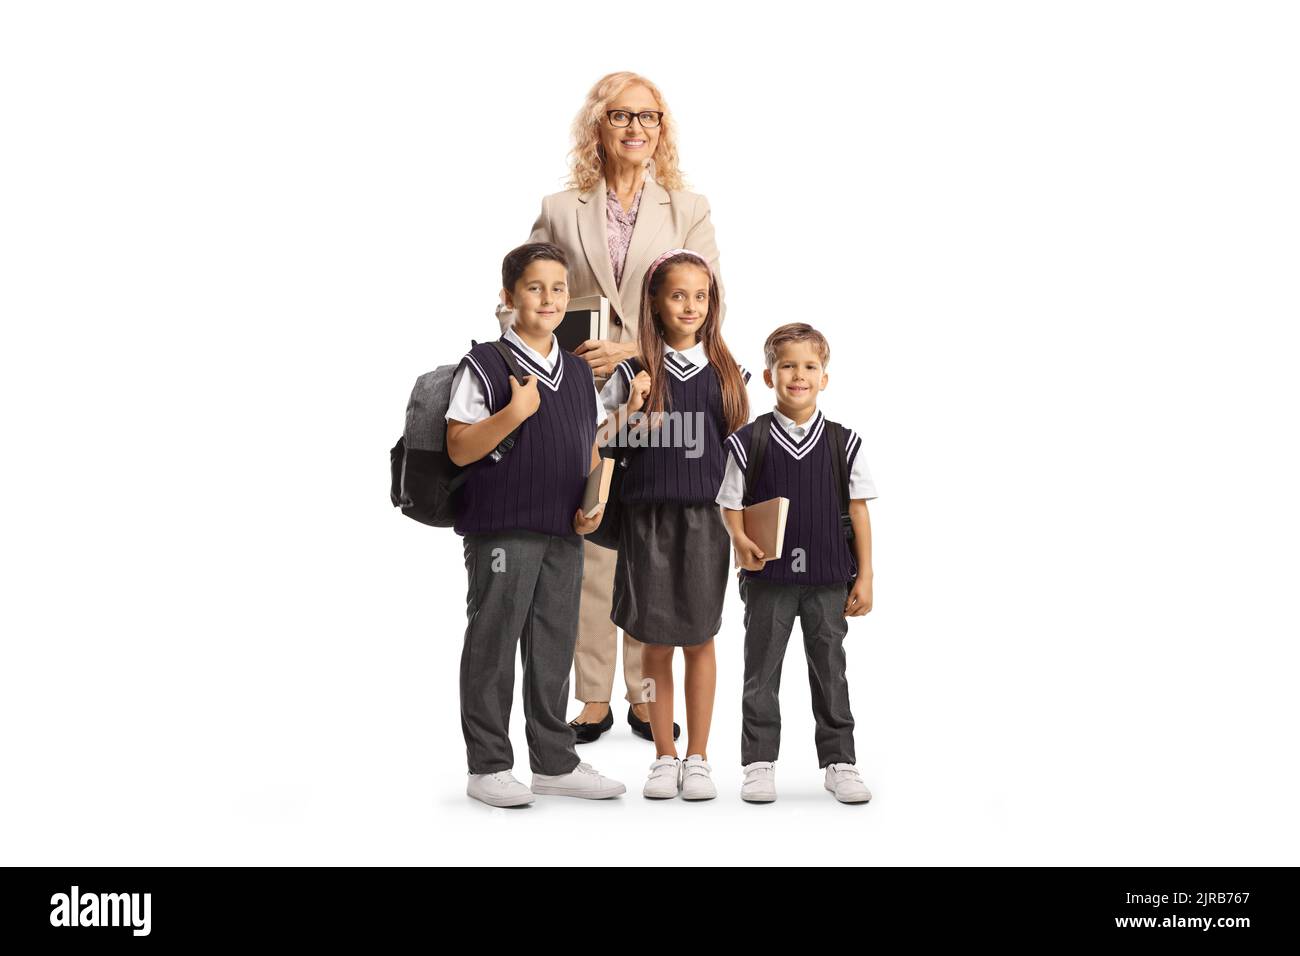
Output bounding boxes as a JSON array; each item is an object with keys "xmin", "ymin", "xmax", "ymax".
[{"xmin": 498, "ymin": 173, "xmax": 726, "ymax": 345}]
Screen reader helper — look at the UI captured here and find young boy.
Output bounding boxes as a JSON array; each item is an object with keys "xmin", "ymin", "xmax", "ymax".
[
  {"xmin": 444, "ymin": 241, "xmax": 625, "ymax": 807},
  {"xmin": 716, "ymin": 323, "xmax": 877, "ymax": 804}
]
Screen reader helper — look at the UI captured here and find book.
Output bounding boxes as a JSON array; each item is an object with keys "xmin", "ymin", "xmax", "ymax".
[
  {"xmin": 739, "ymin": 496, "xmax": 789, "ymax": 566},
  {"xmin": 555, "ymin": 296, "xmax": 610, "ymax": 354},
  {"xmin": 582, "ymin": 457, "xmax": 616, "ymax": 518}
]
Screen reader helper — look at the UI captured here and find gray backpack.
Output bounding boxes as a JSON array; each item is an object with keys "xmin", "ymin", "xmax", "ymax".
[{"xmin": 389, "ymin": 340, "xmax": 526, "ymax": 527}]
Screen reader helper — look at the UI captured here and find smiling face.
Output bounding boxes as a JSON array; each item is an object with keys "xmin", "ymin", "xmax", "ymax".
[
  {"xmin": 765, "ymin": 340, "xmax": 830, "ymax": 419},
  {"xmin": 652, "ymin": 262, "xmax": 711, "ymax": 347},
  {"xmin": 598, "ymin": 82, "xmax": 662, "ymax": 171},
  {"xmin": 502, "ymin": 259, "xmax": 569, "ymax": 339}
]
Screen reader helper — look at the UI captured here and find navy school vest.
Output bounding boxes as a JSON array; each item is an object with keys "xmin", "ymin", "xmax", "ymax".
[
  {"xmin": 725, "ymin": 409, "xmax": 861, "ymax": 586},
  {"xmin": 452, "ymin": 336, "xmax": 596, "ymax": 538},
  {"xmin": 614, "ymin": 354, "xmax": 751, "ymax": 504}
]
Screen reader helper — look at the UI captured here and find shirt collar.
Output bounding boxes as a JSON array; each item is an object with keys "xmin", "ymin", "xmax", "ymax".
[
  {"xmin": 772, "ymin": 405, "xmax": 821, "ymax": 437},
  {"xmin": 504, "ymin": 325, "xmax": 559, "ymax": 372},
  {"xmin": 664, "ymin": 338, "xmax": 709, "ymax": 369}
]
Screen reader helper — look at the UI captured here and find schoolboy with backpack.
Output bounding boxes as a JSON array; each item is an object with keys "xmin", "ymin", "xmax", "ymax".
[{"xmin": 392, "ymin": 241, "xmax": 625, "ymax": 808}]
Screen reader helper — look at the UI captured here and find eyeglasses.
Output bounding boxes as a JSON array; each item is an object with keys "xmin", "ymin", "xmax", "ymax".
[{"xmin": 605, "ymin": 109, "xmax": 663, "ymax": 129}]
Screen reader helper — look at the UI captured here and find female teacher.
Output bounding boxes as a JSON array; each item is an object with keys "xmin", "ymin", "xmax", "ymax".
[{"xmin": 499, "ymin": 71, "xmax": 728, "ymax": 742}]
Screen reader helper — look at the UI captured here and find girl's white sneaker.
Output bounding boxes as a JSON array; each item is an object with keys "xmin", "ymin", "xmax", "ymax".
[
  {"xmin": 680, "ymin": 754, "xmax": 717, "ymax": 800},
  {"xmin": 824, "ymin": 763, "xmax": 872, "ymax": 803},
  {"xmin": 467, "ymin": 770, "xmax": 534, "ymax": 807},
  {"xmin": 740, "ymin": 761, "xmax": 777, "ymax": 803},
  {"xmin": 643, "ymin": 756, "xmax": 682, "ymax": 799}
]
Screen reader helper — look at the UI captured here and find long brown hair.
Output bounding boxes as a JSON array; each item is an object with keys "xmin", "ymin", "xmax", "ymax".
[{"xmin": 635, "ymin": 252, "xmax": 749, "ymax": 435}]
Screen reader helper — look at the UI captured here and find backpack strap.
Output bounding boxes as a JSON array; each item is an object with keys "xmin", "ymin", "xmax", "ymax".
[
  {"xmin": 742, "ymin": 413, "xmax": 774, "ymax": 507},
  {"xmin": 488, "ymin": 338, "xmax": 528, "ymax": 384},
  {"xmin": 605, "ymin": 356, "xmax": 646, "ymax": 464},
  {"xmin": 485, "ymin": 338, "xmax": 531, "ymax": 461},
  {"xmin": 450, "ymin": 338, "xmax": 532, "ymax": 475},
  {"xmin": 826, "ymin": 420, "xmax": 849, "ymax": 514},
  {"xmin": 826, "ymin": 420, "xmax": 855, "ymax": 543}
]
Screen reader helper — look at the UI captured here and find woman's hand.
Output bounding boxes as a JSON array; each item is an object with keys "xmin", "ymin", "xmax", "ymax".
[
  {"xmin": 575, "ymin": 339, "xmax": 636, "ymax": 378},
  {"xmin": 574, "ymin": 503, "xmax": 605, "ymax": 536},
  {"xmin": 626, "ymin": 370, "xmax": 651, "ymax": 414},
  {"xmin": 733, "ymin": 535, "xmax": 766, "ymax": 572}
]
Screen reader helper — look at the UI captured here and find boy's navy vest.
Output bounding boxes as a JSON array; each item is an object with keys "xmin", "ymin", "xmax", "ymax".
[
  {"xmin": 614, "ymin": 354, "xmax": 751, "ymax": 505},
  {"xmin": 725, "ymin": 410, "xmax": 861, "ymax": 586},
  {"xmin": 453, "ymin": 337, "xmax": 596, "ymax": 539}
]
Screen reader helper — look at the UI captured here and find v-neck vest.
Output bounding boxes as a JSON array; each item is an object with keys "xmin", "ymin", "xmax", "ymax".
[
  {"xmin": 453, "ymin": 337, "xmax": 596, "ymax": 538},
  {"xmin": 725, "ymin": 411, "xmax": 860, "ymax": 586},
  {"xmin": 615, "ymin": 355, "xmax": 749, "ymax": 504}
]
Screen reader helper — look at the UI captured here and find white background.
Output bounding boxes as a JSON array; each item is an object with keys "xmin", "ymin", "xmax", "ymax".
[{"xmin": 2, "ymin": 1, "xmax": 1297, "ymax": 865}]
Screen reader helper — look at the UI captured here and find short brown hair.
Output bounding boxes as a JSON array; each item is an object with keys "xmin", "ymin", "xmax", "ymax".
[
  {"xmin": 763, "ymin": 323, "xmax": 831, "ymax": 370},
  {"xmin": 501, "ymin": 241, "xmax": 568, "ymax": 294}
]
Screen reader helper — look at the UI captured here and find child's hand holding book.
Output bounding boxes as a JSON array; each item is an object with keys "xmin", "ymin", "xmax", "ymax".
[
  {"xmin": 573, "ymin": 503, "xmax": 605, "ymax": 536},
  {"xmin": 732, "ymin": 535, "xmax": 766, "ymax": 572}
]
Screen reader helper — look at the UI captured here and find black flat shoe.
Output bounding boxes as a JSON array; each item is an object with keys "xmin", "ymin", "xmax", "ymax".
[
  {"xmin": 627, "ymin": 706, "xmax": 680, "ymax": 742},
  {"xmin": 568, "ymin": 706, "xmax": 614, "ymax": 744}
]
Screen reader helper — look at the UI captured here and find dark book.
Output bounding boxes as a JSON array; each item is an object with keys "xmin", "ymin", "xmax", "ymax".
[{"xmin": 555, "ymin": 295, "xmax": 610, "ymax": 353}]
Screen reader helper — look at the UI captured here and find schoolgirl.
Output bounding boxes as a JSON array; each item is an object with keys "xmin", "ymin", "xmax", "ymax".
[{"xmin": 599, "ymin": 248, "xmax": 750, "ymax": 799}]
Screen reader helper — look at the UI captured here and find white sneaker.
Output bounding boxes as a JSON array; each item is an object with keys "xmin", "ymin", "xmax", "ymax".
[
  {"xmin": 824, "ymin": 763, "xmax": 872, "ymax": 803},
  {"xmin": 741, "ymin": 761, "xmax": 777, "ymax": 803},
  {"xmin": 467, "ymin": 770, "xmax": 534, "ymax": 807},
  {"xmin": 643, "ymin": 756, "xmax": 682, "ymax": 799},
  {"xmin": 530, "ymin": 761, "xmax": 626, "ymax": 799},
  {"xmin": 680, "ymin": 754, "xmax": 717, "ymax": 800}
]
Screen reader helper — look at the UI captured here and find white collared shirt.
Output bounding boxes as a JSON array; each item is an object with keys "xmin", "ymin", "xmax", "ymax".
[
  {"xmin": 445, "ymin": 325, "xmax": 606, "ymax": 429},
  {"xmin": 771, "ymin": 407, "xmax": 814, "ymax": 441},
  {"xmin": 597, "ymin": 339, "xmax": 713, "ymax": 413},
  {"xmin": 715, "ymin": 406, "xmax": 878, "ymax": 510},
  {"xmin": 504, "ymin": 325, "xmax": 559, "ymax": 372}
]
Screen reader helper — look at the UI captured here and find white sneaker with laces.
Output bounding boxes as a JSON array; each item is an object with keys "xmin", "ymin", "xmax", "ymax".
[
  {"xmin": 680, "ymin": 754, "xmax": 717, "ymax": 801},
  {"xmin": 467, "ymin": 770, "xmax": 534, "ymax": 807},
  {"xmin": 740, "ymin": 761, "xmax": 777, "ymax": 803},
  {"xmin": 643, "ymin": 756, "xmax": 682, "ymax": 799},
  {"xmin": 824, "ymin": 762, "xmax": 872, "ymax": 803},
  {"xmin": 530, "ymin": 761, "xmax": 626, "ymax": 799}
]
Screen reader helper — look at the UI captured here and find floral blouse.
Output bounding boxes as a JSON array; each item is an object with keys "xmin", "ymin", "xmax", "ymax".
[{"xmin": 606, "ymin": 183, "xmax": 644, "ymax": 289}]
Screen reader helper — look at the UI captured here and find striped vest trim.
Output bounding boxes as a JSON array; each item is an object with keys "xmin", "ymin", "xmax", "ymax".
[
  {"xmin": 453, "ymin": 337, "xmax": 596, "ymax": 539},
  {"xmin": 726, "ymin": 412, "xmax": 861, "ymax": 586},
  {"xmin": 615, "ymin": 355, "xmax": 750, "ymax": 504}
]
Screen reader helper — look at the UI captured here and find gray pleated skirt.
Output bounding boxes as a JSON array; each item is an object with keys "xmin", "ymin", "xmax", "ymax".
[{"xmin": 611, "ymin": 500, "xmax": 730, "ymax": 646}]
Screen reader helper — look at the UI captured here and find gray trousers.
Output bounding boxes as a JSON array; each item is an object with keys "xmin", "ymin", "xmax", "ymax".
[
  {"xmin": 739, "ymin": 575, "xmax": 857, "ymax": 767},
  {"xmin": 460, "ymin": 530, "xmax": 583, "ymax": 776}
]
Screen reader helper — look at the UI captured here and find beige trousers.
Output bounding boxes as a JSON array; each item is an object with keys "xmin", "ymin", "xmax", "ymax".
[{"xmin": 574, "ymin": 537, "xmax": 647, "ymax": 705}]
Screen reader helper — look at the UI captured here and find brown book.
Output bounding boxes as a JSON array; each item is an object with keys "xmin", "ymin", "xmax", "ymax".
[
  {"xmin": 582, "ymin": 458, "xmax": 616, "ymax": 518},
  {"xmin": 739, "ymin": 496, "xmax": 789, "ymax": 566}
]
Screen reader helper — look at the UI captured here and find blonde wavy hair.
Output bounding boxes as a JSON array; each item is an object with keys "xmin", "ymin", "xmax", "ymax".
[{"xmin": 566, "ymin": 72, "xmax": 686, "ymax": 193}]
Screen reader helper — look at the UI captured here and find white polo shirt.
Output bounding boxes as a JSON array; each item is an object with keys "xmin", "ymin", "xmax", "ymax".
[
  {"xmin": 715, "ymin": 406, "xmax": 878, "ymax": 510},
  {"xmin": 445, "ymin": 325, "xmax": 606, "ymax": 430}
]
